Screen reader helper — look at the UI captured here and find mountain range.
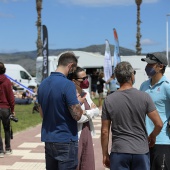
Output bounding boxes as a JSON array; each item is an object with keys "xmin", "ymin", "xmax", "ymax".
[{"xmin": 0, "ymin": 44, "xmax": 167, "ymax": 76}]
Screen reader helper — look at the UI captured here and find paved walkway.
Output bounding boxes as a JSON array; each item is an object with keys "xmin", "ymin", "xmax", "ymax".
[{"xmin": 0, "ymin": 115, "xmax": 109, "ymax": 170}]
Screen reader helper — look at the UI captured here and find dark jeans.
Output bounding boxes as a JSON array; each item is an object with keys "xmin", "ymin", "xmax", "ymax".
[
  {"xmin": 110, "ymin": 152, "xmax": 150, "ymax": 170},
  {"xmin": 0, "ymin": 108, "xmax": 11, "ymax": 153},
  {"xmin": 150, "ymin": 144, "xmax": 170, "ymax": 170},
  {"xmin": 45, "ymin": 141, "xmax": 78, "ymax": 170}
]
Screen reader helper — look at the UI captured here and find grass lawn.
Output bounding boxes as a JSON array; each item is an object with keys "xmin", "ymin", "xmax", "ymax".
[{"xmin": 11, "ymin": 103, "xmax": 42, "ymax": 133}]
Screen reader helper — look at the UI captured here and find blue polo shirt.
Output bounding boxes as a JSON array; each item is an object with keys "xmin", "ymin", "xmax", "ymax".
[
  {"xmin": 38, "ymin": 72, "xmax": 79, "ymax": 143},
  {"xmin": 140, "ymin": 76, "xmax": 170, "ymax": 144}
]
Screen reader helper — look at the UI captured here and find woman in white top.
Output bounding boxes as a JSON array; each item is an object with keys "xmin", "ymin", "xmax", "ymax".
[{"xmin": 70, "ymin": 67, "xmax": 99, "ymax": 170}]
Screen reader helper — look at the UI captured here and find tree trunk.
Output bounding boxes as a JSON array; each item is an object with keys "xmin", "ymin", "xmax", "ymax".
[
  {"xmin": 36, "ymin": 0, "xmax": 43, "ymax": 57},
  {"xmin": 135, "ymin": 0, "xmax": 142, "ymax": 55}
]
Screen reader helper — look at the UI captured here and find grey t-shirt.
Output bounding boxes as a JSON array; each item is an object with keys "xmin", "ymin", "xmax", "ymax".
[{"xmin": 102, "ymin": 88, "xmax": 156, "ymax": 154}]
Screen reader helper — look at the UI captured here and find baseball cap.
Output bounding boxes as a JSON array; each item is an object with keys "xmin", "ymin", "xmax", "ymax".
[{"xmin": 141, "ymin": 52, "xmax": 168, "ymax": 66}]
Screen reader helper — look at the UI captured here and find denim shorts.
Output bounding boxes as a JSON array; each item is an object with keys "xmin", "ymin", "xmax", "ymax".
[
  {"xmin": 91, "ymin": 84, "xmax": 97, "ymax": 92},
  {"xmin": 45, "ymin": 141, "xmax": 78, "ymax": 170}
]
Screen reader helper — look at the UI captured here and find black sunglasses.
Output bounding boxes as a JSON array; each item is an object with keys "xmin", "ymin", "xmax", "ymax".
[
  {"xmin": 133, "ymin": 70, "xmax": 136, "ymax": 75},
  {"xmin": 146, "ymin": 54, "xmax": 162, "ymax": 64},
  {"xmin": 76, "ymin": 76, "xmax": 88, "ymax": 81}
]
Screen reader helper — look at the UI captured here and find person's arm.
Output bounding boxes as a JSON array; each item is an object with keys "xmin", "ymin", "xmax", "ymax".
[
  {"xmin": 85, "ymin": 91, "xmax": 100, "ymax": 117},
  {"xmin": 106, "ymin": 78, "xmax": 112, "ymax": 84},
  {"xmin": 77, "ymin": 91, "xmax": 99, "ymax": 123},
  {"xmin": 7, "ymin": 80, "xmax": 15, "ymax": 113},
  {"xmin": 147, "ymin": 110, "xmax": 163, "ymax": 147},
  {"xmin": 101, "ymin": 119, "xmax": 111, "ymax": 168},
  {"xmin": 78, "ymin": 107, "xmax": 99, "ymax": 123},
  {"xmin": 68, "ymin": 104, "xmax": 83, "ymax": 121}
]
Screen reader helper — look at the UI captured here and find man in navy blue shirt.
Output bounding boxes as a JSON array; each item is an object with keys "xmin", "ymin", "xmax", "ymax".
[{"xmin": 38, "ymin": 52, "xmax": 84, "ymax": 170}]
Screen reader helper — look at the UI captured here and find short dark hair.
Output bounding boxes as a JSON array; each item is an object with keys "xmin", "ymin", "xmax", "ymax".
[
  {"xmin": 58, "ymin": 52, "xmax": 77, "ymax": 66},
  {"xmin": 115, "ymin": 61, "xmax": 134, "ymax": 84},
  {"xmin": 68, "ymin": 66, "xmax": 84, "ymax": 80},
  {"xmin": 0, "ymin": 62, "xmax": 6, "ymax": 74}
]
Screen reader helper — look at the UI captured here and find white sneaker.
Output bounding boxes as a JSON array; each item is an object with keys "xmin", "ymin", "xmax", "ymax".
[
  {"xmin": 5, "ymin": 149, "xmax": 12, "ymax": 155},
  {"xmin": 0, "ymin": 152, "xmax": 4, "ymax": 158}
]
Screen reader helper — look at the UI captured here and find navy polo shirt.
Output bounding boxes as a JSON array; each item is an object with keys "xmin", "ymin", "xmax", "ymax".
[{"xmin": 38, "ymin": 72, "xmax": 79, "ymax": 143}]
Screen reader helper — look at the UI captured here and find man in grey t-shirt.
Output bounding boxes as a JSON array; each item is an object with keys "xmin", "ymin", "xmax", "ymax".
[{"xmin": 101, "ymin": 61, "xmax": 163, "ymax": 170}]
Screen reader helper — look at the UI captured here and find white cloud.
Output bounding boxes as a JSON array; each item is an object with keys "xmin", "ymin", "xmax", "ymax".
[
  {"xmin": 58, "ymin": 0, "xmax": 159, "ymax": 7},
  {"xmin": 141, "ymin": 39, "xmax": 158, "ymax": 46}
]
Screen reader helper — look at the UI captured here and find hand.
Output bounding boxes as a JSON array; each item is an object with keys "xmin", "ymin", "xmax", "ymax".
[
  {"xmin": 12, "ymin": 112, "xmax": 16, "ymax": 117},
  {"xmin": 77, "ymin": 94, "xmax": 86, "ymax": 105},
  {"xmin": 103, "ymin": 154, "xmax": 110, "ymax": 168},
  {"xmin": 148, "ymin": 135, "xmax": 156, "ymax": 148},
  {"xmin": 91, "ymin": 103, "xmax": 96, "ymax": 109}
]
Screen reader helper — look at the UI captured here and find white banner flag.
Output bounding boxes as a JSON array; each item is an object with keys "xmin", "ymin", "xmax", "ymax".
[{"xmin": 104, "ymin": 39, "xmax": 112, "ymax": 81}]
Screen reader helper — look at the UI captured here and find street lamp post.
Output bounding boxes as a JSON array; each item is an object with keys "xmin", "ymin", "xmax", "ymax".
[{"xmin": 166, "ymin": 14, "xmax": 170, "ymax": 66}]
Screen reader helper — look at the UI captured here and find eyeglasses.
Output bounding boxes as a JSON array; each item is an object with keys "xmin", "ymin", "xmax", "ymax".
[
  {"xmin": 146, "ymin": 54, "xmax": 162, "ymax": 64},
  {"xmin": 133, "ymin": 70, "xmax": 136, "ymax": 75},
  {"xmin": 76, "ymin": 76, "xmax": 88, "ymax": 81}
]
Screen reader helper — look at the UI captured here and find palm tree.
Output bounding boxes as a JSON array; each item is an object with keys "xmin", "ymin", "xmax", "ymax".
[
  {"xmin": 36, "ymin": 0, "xmax": 43, "ymax": 57},
  {"xmin": 135, "ymin": 0, "xmax": 142, "ymax": 55}
]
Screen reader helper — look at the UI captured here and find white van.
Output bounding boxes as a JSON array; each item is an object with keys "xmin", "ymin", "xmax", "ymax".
[
  {"xmin": 4, "ymin": 64, "xmax": 37, "ymax": 89},
  {"xmin": 36, "ymin": 52, "xmax": 147, "ymax": 89},
  {"xmin": 36, "ymin": 56, "xmax": 59, "ymax": 85}
]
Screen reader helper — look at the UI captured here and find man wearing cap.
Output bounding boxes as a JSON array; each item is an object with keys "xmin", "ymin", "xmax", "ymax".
[{"xmin": 140, "ymin": 52, "xmax": 170, "ymax": 170}]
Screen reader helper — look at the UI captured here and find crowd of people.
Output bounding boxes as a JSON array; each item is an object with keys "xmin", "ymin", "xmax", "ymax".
[
  {"xmin": 11, "ymin": 82, "xmax": 37, "ymax": 105},
  {"xmin": 90, "ymin": 69, "xmax": 119, "ymax": 110},
  {"xmin": 37, "ymin": 51, "xmax": 170, "ymax": 170},
  {"xmin": 0, "ymin": 51, "xmax": 170, "ymax": 170}
]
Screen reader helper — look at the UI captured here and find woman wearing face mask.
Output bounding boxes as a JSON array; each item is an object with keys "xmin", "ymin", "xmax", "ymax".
[
  {"xmin": 69, "ymin": 66, "xmax": 100, "ymax": 170},
  {"xmin": 140, "ymin": 53, "xmax": 170, "ymax": 170}
]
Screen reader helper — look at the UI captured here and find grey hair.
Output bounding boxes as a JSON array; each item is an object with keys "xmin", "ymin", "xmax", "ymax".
[{"xmin": 115, "ymin": 61, "xmax": 134, "ymax": 84}]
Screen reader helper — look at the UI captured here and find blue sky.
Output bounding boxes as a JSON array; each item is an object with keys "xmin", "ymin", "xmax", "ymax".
[{"xmin": 0, "ymin": 0, "xmax": 170, "ymax": 54}]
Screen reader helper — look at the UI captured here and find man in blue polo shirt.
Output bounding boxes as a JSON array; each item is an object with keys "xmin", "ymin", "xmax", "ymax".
[
  {"xmin": 140, "ymin": 52, "xmax": 170, "ymax": 170},
  {"xmin": 38, "ymin": 52, "xmax": 84, "ymax": 170}
]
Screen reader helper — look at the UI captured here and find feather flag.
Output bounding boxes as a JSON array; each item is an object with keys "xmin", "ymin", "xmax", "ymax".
[
  {"xmin": 104, "ymin": 39, "xmax": 112, "ymax": 81},
  {"xmin": 42, "ymin": 25, "xmax": 49, "ymax": 81},
  {"xmin": 113, "ymin": 28, "xmax": 121, "ymax": 69}
]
